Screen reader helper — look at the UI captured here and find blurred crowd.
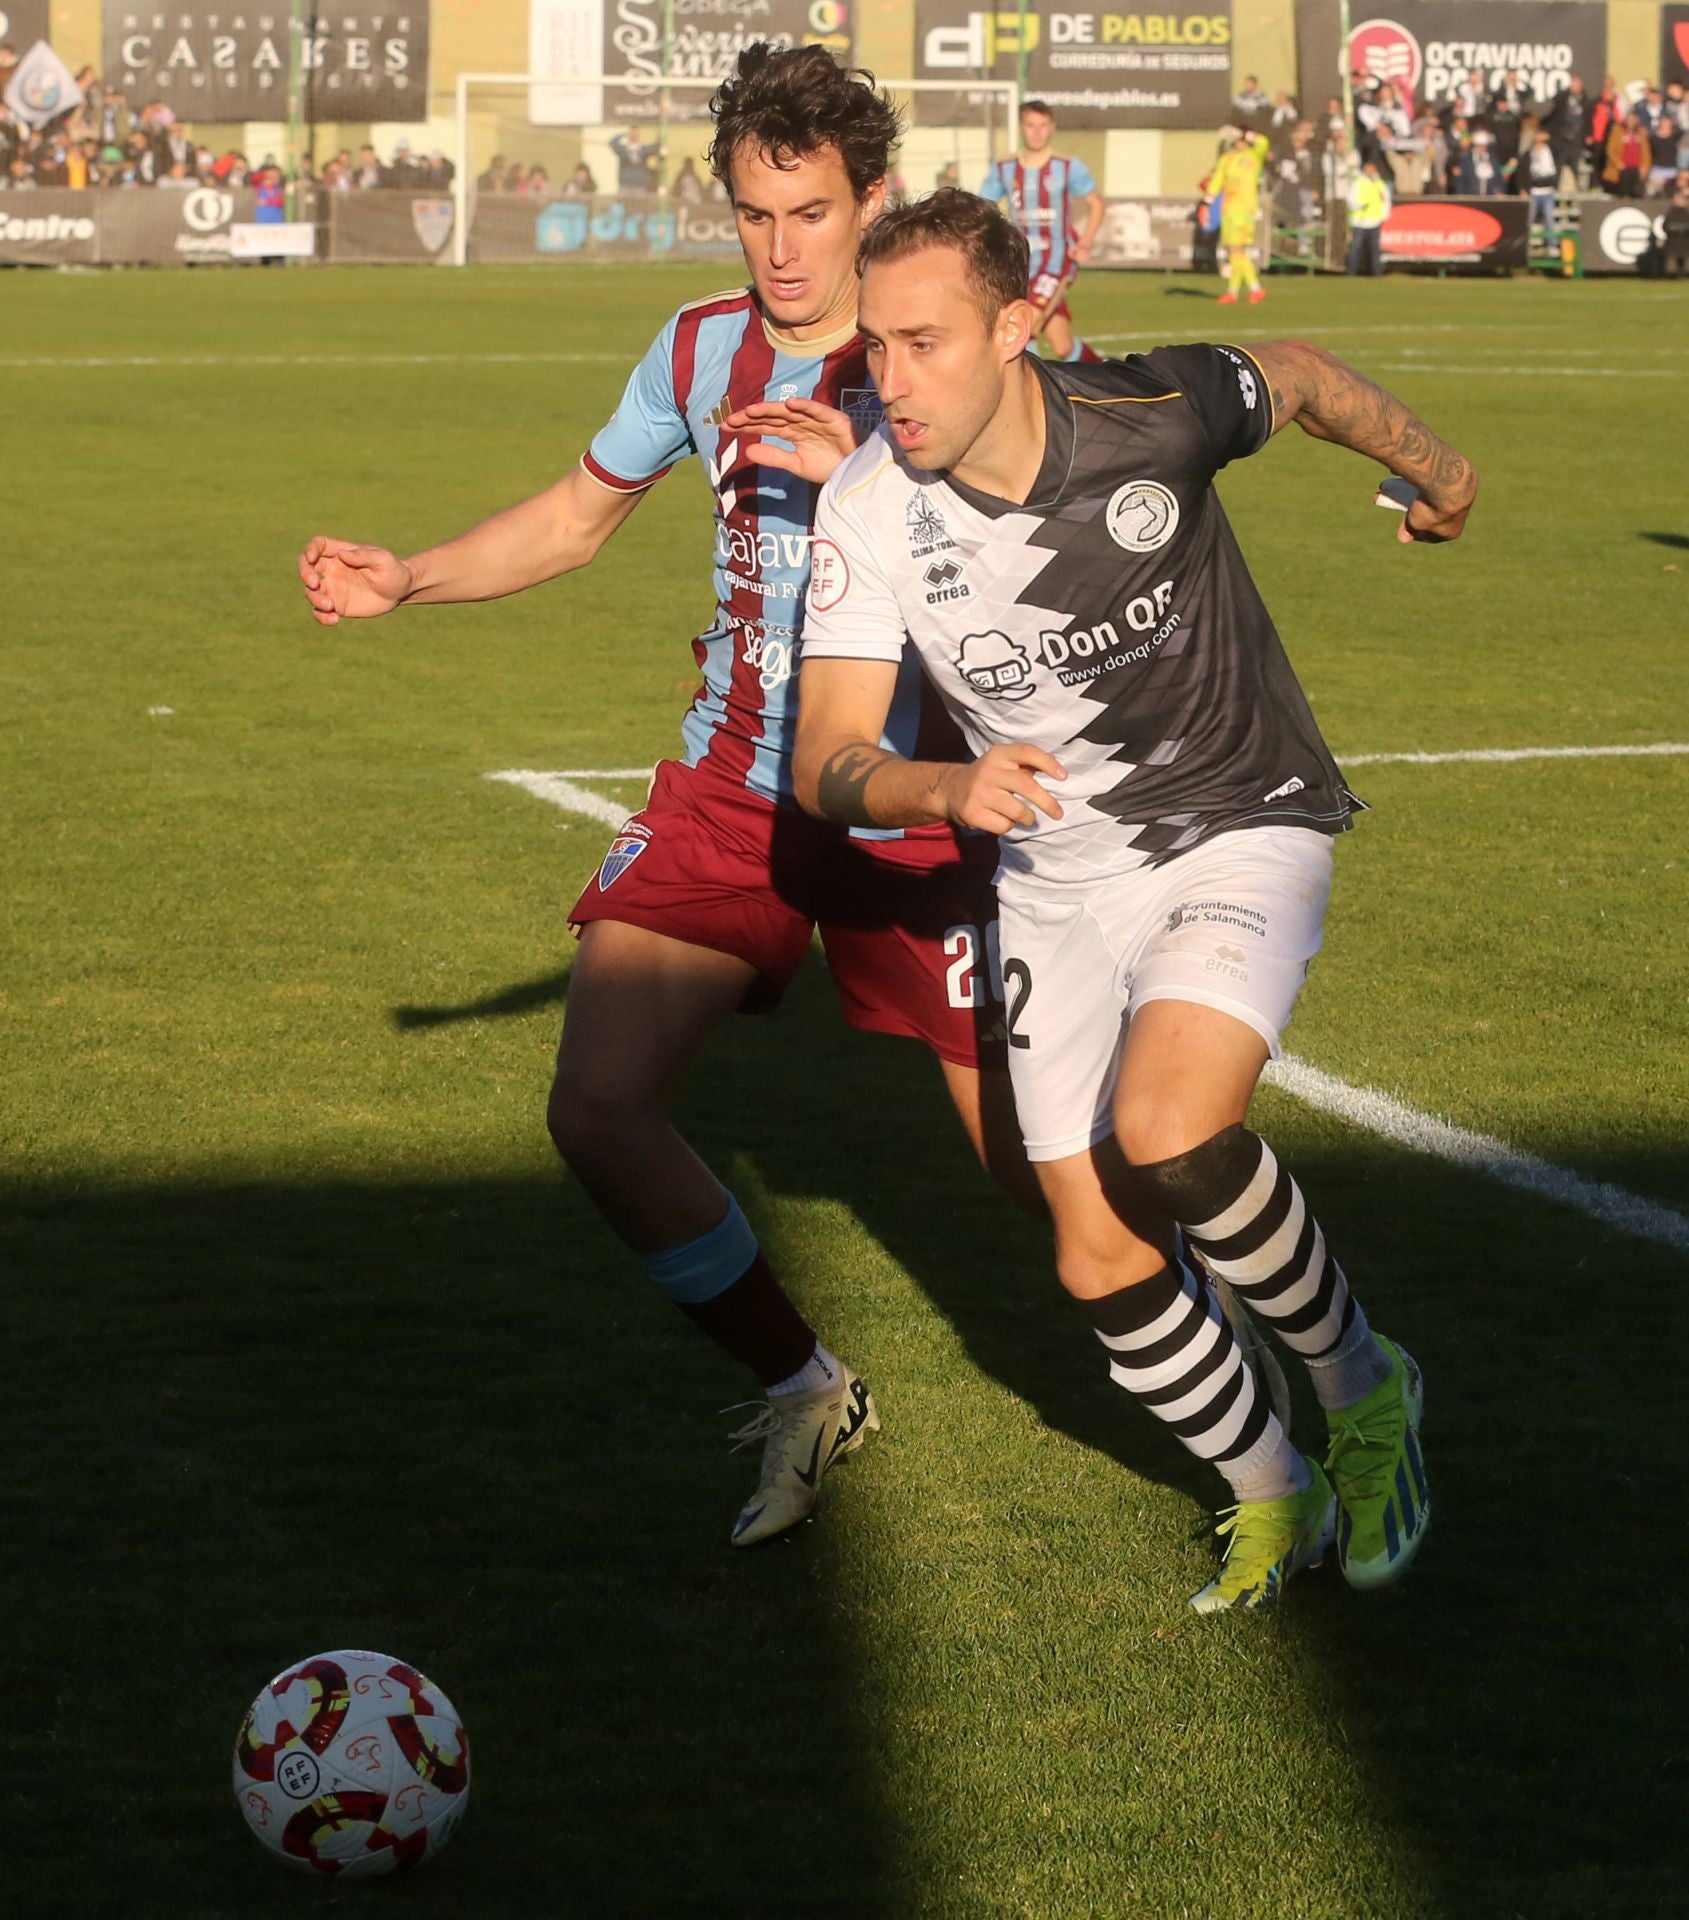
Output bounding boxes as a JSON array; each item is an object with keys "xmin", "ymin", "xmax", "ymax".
[
  {"xmin": 0, "ymin": 51, "xmax": 456, "ymax": 193},
  {"xmin": 473, "ymin": 132, "xmax": 726, "ymax": 203},
  {"xmin": 1213, "ymin": 66, "xmax": 1689, "ymax": 264},
  {"xmin": 1227, "ymin": 67, "xmax": 1689, "ymax": 227}
]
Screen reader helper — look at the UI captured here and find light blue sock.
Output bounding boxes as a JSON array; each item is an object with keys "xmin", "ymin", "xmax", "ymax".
[{"xmin": 643, "ymin": 1196, "xmax": 758, "ymax": 1304}]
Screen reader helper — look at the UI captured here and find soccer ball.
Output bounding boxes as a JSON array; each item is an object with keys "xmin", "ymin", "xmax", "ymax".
[{"xmin": 232, "ymin": 1649, "xmax": 470, "ymax": 1876}]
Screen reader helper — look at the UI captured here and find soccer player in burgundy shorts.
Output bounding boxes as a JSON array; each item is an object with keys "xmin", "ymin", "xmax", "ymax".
[
  {"xmin": 297, "ymin": 47, "xmax": 1014, "ymax": 1546},
  {"xmin": 980, "ymin": 99, "xmax": 1105, "ymax": 364}
]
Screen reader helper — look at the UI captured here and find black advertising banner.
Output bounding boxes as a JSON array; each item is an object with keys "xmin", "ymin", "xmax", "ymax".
[
  {"xmin": 1579, "ymin": 198, "xmax": 1672, "ymax": 273},
  {"xmin": 1295, "ymin": 0, "xmax": 1342, "ymax": 117},
  {"xmin": 327, "ymin": 188, "xmax": 456, "ymax": 262},
  {"xmin": 0, "ymin": 2, "xmax": 53, "ymax": 50},
  {"xmin": 1379, "ymin": 194, "xmax": 1528, "ymax": 269},
  {"xmin": 1664, "ymin": 7, "xmax": 1689, "ymax": 92},
  {"xmin": 601, "ymin": 0, "xmax": 853, "ymax": 124},
  {"xmin": 0, "ymin": 185, "xmax": 255, "ymax": 265},
  {"xmin": 1312, "ymin": 4, "xmax": 1607, "ymax": 116},
  {"xmin": 914, "ymin": 2, "xmax": 1235, "ymax": 129},
  {"xmin": 103, "ymin": 10, "xmax": 431, "ymax": 123}
]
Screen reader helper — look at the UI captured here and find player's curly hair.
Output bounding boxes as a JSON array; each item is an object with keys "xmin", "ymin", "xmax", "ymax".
[
  {"xmin": 706, "ymin": 43, "xmax": 902, "ymax": 200},
  {"xmin": 856, "ymin": 188, "xmax": 1030, "ymax": 325}
]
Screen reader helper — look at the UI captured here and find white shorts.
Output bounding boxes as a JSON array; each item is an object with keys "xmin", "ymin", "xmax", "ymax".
[{"xmin": 998, "ymin": 827, "xmax": 1334, "ymax": 1162}]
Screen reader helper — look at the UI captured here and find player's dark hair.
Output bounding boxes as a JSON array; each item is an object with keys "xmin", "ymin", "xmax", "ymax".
[
  {"xmin": 856, "ymin": 188, "xmax": 1030, "ymax": 327},
  {"xmin": 707, "ymin": 43, "xmax": 902, "ymax": 200},
  {"xmin": 1020, "ymin": 99, "xmax": 1053, "ymax": 117}
]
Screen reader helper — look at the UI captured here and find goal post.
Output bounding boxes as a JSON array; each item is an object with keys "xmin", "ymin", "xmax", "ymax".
[{"xmin": 451, "ymin": 72, "xmax": 1020, "ymax": 268}]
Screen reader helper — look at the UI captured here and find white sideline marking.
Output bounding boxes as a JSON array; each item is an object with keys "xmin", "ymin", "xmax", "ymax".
[
  {"xmin": 486, "ymin": 767, "xmax": 639, "ymax": 830},
  {"xmin": 1344, "ymin": 742, "xmax": 1689, "ymax": 767},
  {"xmin": 491, "ymin": 760, "xmax": 1689, "ymax": 1257},
  {"xmin": 1372, "ymin": 362, "xmax": 1687, "ymax": 380},
  {"xmin": 1265, "ymin": 1057, "xmax": 1689, "ymax": 1255},
  {"xmin": 0, "ymin": 350, "xmax": 631, "ymax": 371}
]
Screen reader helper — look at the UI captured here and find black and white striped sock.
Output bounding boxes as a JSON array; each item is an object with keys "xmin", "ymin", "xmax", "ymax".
[
  {"xmin": 1077, "ymin": 1248, "xmax": 1308, "ymax": 1504},
  {"xmin": 1178, "ymin": 1133, "xmax": 1391, "ymax": 1412}
]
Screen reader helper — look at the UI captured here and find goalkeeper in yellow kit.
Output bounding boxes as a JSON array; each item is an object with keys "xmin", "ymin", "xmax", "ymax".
[{"xmin": 1209, "ymin": 129, "xmax": 1270, "ymax": 305}]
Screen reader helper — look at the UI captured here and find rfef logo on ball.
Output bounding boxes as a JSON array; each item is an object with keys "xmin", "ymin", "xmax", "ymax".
[{"xmin": 597, "ymin": 823, "xmax": 651, "ymax": 890}]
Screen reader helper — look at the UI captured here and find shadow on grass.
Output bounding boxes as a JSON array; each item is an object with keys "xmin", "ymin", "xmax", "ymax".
[
  {"xmin": 7, "ymin": 952, "xmax": 1681, "ymax": 1916},
  {"xmin": 1639, "ymin": 530, "xmax": 1689, "ymax": 550},
  {"xmin": 0, "ymin": 1164, "xmax": 899, "ymax": 1919}
]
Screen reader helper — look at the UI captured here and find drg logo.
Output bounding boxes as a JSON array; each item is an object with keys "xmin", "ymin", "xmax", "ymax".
[{"xmin": 538, "ymin": 201, "xmax": 589, "ymax": 254}]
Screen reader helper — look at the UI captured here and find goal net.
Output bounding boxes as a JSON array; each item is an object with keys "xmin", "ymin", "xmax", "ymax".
[{"xmin": 450, "ymin": 72, "xmax": 1018, "ymax": 267}]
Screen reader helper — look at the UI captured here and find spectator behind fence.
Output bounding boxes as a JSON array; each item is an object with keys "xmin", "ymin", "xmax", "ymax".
[
  {"xmin": 1603, "ymin": 112, "xmax": 1651, "ymax": 197},
  {"xmin": 1232, "ymin": 74, "xmax": 1269, "ymax": 128},
  {"xmin": 477, "ymin": 153, "xmax": 507, "ymax": 192},
  {"xmin": 1489, "ymin": 73, "xmax": 1532, "ymax": 165},
  {"xmin": 564, "ymin": 162, "xmax": 596, "ymax": 196},
  {"xmin": 1545, "ymin": 73, "xmax": 1588, "ymax": 188},
  {"xmin": 1452, "ymin": 129, "xmax": 1504, "ymax": 195},
  {"xmin": 1588, "ymin": 76, "xmax": 1624, "ymax": 179},
  {"xmin": 1322, "ymin": 126, "xmax": 1358, "ymax": 206},
  {"xmin": 673, "ymin": 155, "xmax": 705, "ymax": 202},
  {"xmin": 609, "ymin": 125, "xmax": 662, "ymax": 192},
  {"xmin": 1523, "ymin": 128, "xmax": 1559, "ymax": 246},
  {"xmin": 1273, "ymin": 123, "xmax": 1318, "ymax": 233},
  {"xmin": 1646, "ymin": 126, "xmax": 1680, "ymax": 196},
  {"xmin": 1346, "ymin": 156, "xmax": 1390, "ymax": 275}
]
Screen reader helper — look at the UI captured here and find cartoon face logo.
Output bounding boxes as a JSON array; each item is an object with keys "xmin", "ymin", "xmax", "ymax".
[
  {"xmin": 956, "ymin": 631, "xmax": 1033, "ymax": 701},
  {"xmin": 1105, "ymin": 481, "xmax": 1180, "ymax": 553}
]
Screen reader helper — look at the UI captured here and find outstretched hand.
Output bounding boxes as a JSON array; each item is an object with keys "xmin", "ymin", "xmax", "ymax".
[
  {"xmin": 722, "ymin": 397, "xmax": 858, "ymax": 486},
  {"xmin": 298, "ymin": 537, "xmax": 414, "ymax": 626}
]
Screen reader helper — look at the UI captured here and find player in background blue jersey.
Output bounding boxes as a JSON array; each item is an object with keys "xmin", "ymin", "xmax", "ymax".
[
  {"xmin": 296, "ymin": 48, "xmax": 1028, "ymax": 1549},
  {"xmin": 980, "ymin": 99, "xmax": 1105, "ymax": 365}
]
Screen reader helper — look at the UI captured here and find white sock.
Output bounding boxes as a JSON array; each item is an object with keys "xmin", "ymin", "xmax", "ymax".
[{"xmin": 768, "ymin": 1343, "xmax": 840, "ymax": 1398}]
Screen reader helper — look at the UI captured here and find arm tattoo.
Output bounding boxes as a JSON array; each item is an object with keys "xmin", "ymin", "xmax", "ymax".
[
  {"xmin": 816, "ymin": 743, "xmax": 891, "ymax": 827},
  {"xmin": 1287, "ymin": 341, "xmax": 1476, "ymax": 508}
]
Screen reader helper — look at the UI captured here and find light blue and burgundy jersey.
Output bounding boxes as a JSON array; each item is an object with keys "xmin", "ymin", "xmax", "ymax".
[
  {"xmin": 980, "ymin": 154, "xmax": 1098, "ymax": 281},
  {"xmin": 583, "ymin": 287, "xmax": 942, "ymax": 821}
]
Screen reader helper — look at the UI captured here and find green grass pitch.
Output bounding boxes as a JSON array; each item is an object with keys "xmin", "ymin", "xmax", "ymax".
[{"xmin": 2, "ymin": 261, "xmax": 1686, "ymax": 1917}]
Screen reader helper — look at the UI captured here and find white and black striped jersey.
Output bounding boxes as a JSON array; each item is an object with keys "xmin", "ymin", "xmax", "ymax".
[{"xmin": 803, "ymin": 347, "xmax": 1358, "ymax": 886}]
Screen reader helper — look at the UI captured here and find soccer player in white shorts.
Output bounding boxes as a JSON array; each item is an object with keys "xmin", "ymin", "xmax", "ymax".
[{"xmin": 788, "ymin": 189, "xmax": 1479, "ymax": 1611}]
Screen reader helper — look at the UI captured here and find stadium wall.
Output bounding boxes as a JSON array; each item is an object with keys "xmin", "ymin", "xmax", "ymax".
[{"xmin": 36, "ymin": 1, "xmax": 1667, "ymax": 200}]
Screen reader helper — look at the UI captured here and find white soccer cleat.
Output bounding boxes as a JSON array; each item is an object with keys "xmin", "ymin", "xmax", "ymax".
[{"xmin": 726, "ymin": 1369, "xmax": 880, "ymax": 1547}]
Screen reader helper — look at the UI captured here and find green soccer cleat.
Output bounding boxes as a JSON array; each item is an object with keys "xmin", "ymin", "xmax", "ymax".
[
  {"xmin": 1325, "ymin": 1336, "xmax": 1429, "ymax": 1591},
  {"xmin": 726, "ymin": 1369, "xmax": 880, "ymax": 1548},
  {"xmin": 1189, "ymin": 1461, "xmax": 1336, "ymax": 1613}
]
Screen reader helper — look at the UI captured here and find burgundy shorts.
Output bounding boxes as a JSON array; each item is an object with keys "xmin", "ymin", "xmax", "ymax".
[
  {"xmin": 1030, "ymin": 269, "xmax": 1073, "ymax": 324},
  {"xmin": 568, "ymin": 760, "xmax": 1004, "ymax": 1068}
]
